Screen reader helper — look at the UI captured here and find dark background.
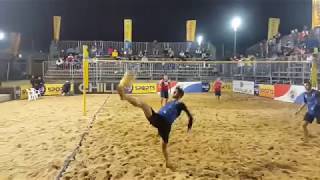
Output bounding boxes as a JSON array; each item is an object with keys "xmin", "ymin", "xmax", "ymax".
[{"xmin": 0, "ymin": 0, "xmax": 312, "ymax": 55}]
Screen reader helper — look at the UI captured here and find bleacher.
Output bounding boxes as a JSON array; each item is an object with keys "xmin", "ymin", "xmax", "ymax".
[{"xmin": 50, "ymin": 40, "xmax": 216, "ymax": 59}]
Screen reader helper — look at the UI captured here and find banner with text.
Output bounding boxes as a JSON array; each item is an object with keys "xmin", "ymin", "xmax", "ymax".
[
  {"xmin": 232, "ymin": 81, "xmax": 255, "ymax": 95},
  {"xmin": 258, "ymin": 84, "xmax": 275, "ymax": 98},
  {"xmin": 132, "ymin": 83, "xmax": 157, "ymax": 94}
]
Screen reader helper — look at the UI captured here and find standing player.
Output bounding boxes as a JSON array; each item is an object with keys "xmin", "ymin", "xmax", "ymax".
[
  {"xmin": 159, "ymin": 74, "xmax": 171, "ymax": 106},
  {"xmin": 213, "ymin": 78, "xmax": 222, "ymax": 101},
  {"xmin": 295, "ymin": 81, "xmax": 320, "ymax": 142}
]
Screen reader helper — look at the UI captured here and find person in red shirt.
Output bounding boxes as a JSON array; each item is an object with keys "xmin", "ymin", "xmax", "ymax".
[
  {"xmin": 213, "ymin": 78, "xmax": 222, "ymax": 101},
  {"xmin": 159, "ymin": 75, "xmax": 171, "ymax": 106}
]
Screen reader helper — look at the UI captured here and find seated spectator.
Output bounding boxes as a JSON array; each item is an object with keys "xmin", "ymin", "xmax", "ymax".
[
  {"xmin": 61, "ymin": 81, "xmax": 71, "ymax": 96},
  {"xmin": 168, "ymin": 48, "xmax": 174, "ymax": 58},
  {"xmin": 107, "ymin": 47, "xmax": 113, "ymax": 56},
  {"xmin": 34, "ymin": 76, "xmax": 45, "ymax": 95},
  {"xmin": 141, "ymin": 55, "xmax": 148, "ymax": 62},
  {"xmin": 56, "ymin": 58, "xmax": 64, "ymax": 69},
  {"xmin": 112, "ymin": 49, "xmax": 119, "ymax": 59},
  {"xmin": 179, "ymin": 51, "xmax": 185, "ymax": 58},
  {"xmin": 138, "ymin": 51, "xmax": 143, "ymax": 58}
]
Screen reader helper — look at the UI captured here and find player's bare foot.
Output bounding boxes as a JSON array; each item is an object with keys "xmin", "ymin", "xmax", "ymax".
[
  {"xmin": 117, "ymin": 86, "xmax": 125, "ymax": 100},
  {"xmin": 165, "ymin": 162, "xmax": 175, "ymax": 170}
]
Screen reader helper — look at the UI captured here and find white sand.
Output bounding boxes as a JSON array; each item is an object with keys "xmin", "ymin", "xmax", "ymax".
[{"xmin": 0, "ymin": 93, "xmax": 320, "ymax": 179}]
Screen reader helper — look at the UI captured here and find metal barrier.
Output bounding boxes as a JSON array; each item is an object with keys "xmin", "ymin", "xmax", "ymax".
[
  {"xmin": 52, "ymin": 41, "xmax": 216, "ymax": 59},
  {"xmin": 44, "ymin": 59, "xmax": 315, "ymax": 85}
]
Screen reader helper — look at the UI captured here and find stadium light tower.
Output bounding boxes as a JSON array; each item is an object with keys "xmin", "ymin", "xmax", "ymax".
[
  {"xmin": 0, "ymin": 31, "xmax": 5, "ymax": 40},
  {"xmin": 197, "ymin": 35, "xmax": 203, "ymax": 46},
  {"xmin": 231, "ymin": 17, "xmax": 241, "ymax": 56}
]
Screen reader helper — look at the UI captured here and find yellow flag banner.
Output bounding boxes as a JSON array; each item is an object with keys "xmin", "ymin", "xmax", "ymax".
[
  {"xmin": 311, "ymin": 58, "xmax": 318, "ymax": 89},
  {"xmin": 268, "ymin": 18, "xmax": 280, "ymax": 40},
  {"xmin": 313, "ymin": 0, "xmax": 320, "ymax": 29},
  {"xmin": 124, "ymin": 19, "xmax": 132, "ymax": 42},
  {"xmin": 53, "ymin": 16, "xmax": 61, "ymax": 41},
  {"xmin": 186, "ymin": 20, "xmax": 196, "ymax": 42}
]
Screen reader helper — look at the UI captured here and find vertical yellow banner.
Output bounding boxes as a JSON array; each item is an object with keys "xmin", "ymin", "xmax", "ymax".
[
  {"xmin": 53, "ymin": 16, "xmax": 61, "ymax": 41},
  {"xmin": 268, "ymin": 18, "xmax": 280, "ymax": 40},
  {"xmin": 313, "ymin": 0, "xmax": 320, "ymax": 29},
  {"xmin": 311, "ymin": 56, "xmax": 318, "ymax": 89},
  {"xmin": 186, "ymin": 20, "xmax": 196, "ymax": 42},
  {"xmin": 124, "ymin": 19, "xmax": 132, "ymax": 42}
]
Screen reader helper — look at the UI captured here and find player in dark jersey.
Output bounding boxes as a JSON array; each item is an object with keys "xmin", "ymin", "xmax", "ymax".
[
  {"xmin": 117, "ymin": 77, "xmax": 193, "ymax": 168},
  {"xmin": 295, "ymin": 81, "xmax": 320, "ymax": 142}
]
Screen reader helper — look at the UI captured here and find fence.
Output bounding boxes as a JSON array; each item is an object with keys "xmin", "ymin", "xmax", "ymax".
[
  {"xmin": 50, "ymin": 41, "xmax": 216, "ymax": 59},
  {"xmin": 44, "ymin": 59, "xmax": 315, "ymax": 85}
]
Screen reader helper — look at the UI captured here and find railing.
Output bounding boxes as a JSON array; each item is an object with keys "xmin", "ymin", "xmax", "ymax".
[
  {"xmin": 43, "ymin": 59, "xmax": 315, "ymax": 85},
  {"xmin": 51, "ymin": 41, "xmax": 216, "ymax": 59}
]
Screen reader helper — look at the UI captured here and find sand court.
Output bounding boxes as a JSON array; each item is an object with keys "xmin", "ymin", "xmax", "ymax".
[
  {"xmin": 61, "ymin": 93, "xmax": 320, "ymax": 180},
  {"xmin": 0, "ymin": 93, "xmax": 320, "ymax": 179},
  {"xmin": 0, "ymin": 95, "xmax": 108, "ymax": 179}
]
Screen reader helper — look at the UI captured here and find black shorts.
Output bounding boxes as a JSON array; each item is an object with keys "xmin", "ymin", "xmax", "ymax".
[
  {"xmin": 160, "ymin": 91, "xmax": 169, "ymax": 99},
  {"xmin": 215, "ymin": 90, "xmax": 221, "ymax": 96},
  {"xmin": 147, "ymin": 109, "xmax": 171, "ymax": 143},
  {"xmin": 304, "ymin": 112, "xmax": 320, "ymax": 124}
]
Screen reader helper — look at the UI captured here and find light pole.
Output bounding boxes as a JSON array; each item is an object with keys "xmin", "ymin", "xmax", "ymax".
[{"xmin": 231, "ymin": 17, "xmax": 241, "ymax": 57}]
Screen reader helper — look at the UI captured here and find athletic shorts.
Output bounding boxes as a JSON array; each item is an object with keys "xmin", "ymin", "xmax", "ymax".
[
  {"xmin": 304, "ymin": 112, "xmax": 320, "ymax": 124},
  {"xmin": 215, "ymin": 90, "xmax": 221, "ymax": 97},
  {"xmin": 160, "ymin": 91, "xmax": 169, "ymax": 99},
  {"xmin": 147, "ymin": 109, "xmax": 171, "ymax": 143}
]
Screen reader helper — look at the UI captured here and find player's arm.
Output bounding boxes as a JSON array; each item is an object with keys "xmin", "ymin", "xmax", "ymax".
[
  {"xmin": 181, "ymin": 103, "xmax": 193, "ymax": 131},
  {"xmin": 296, "ymin": 104, "xmax": 306, "ymax": 115},
  {"xmin": 295, "ymin": 94, "xmax": 307, "ymax": 115}
]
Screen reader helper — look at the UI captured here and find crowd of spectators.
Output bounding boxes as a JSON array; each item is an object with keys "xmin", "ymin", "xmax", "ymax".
[
  {"xmin": 53, "ymin": 41, "xmax": 215, "ymax": 67},
  {"xmin": 247, "ymin": 26, "xmax": 320, "ymax": 59}
]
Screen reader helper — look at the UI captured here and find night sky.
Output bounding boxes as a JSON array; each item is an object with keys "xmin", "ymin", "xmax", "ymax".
[{"xmin": 0, "ymin": 0, "xmax": 312, "ymax": 55}]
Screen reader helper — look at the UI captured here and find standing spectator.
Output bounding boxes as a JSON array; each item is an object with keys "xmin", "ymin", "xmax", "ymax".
[
  {"xmin": 30, "ymin": 75, "xmax": 36, "ymax": 88},
  {"xmin": 159, "ymin": 75, "xmax": 171, "ymax": 106},
  {"xmin": 152, "ymin": 40, "xmax": 159, "ymax": 56}
]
